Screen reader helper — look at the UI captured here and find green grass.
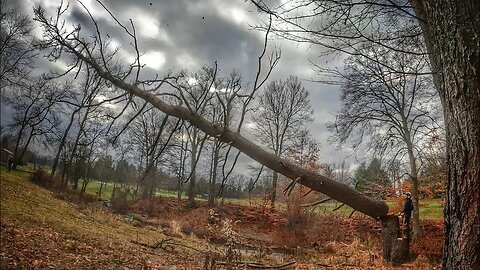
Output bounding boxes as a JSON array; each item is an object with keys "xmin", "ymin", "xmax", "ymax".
[
  {"xmin": 81, "ymin": 179, "xmax": 189, "ymax": 200},
  {"xmin": 418, "ymin": 199, "xmax": 444, "ymax": 220},
  {"xmin": 310, "ymin": 199, "xmax": 443, "ymax": 220},
  {"xmin": 5, "ymin": 164, "xmax": 443, "ymax": 220},
  {"xmin": 0, "ymin": 168, "xmax": 165, "ymax": 243},
  {"xmin": 83, "ymin": 180, "xmax": 115, "ymax": 198}
]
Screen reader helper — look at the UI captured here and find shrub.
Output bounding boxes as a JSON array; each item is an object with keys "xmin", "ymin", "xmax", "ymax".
[
  {"xmin": 204, "ymin": 209, "xmax": 241, "ymax": 269},
  {"xmin": 29, "ymin": 169, "xmax": 62, "ymax": 189},
  {"xmin": 285, "ymin": 191, "xmax": 310, "ymax": 234},
  {"xmin": 169, "ymin": 220, "xmax": 183, "ymax": 237},
  {"xmin": 111, "ymin": 187, "xmax": 130, "ymax": 214},
  {"xmin": 53, "ymin": 188, "xmax": 98, "ymax": 205}
]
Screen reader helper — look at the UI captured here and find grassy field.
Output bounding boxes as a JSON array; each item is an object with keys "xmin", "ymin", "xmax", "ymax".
[
  {"xmin": 82, "ymin": 180, "xmax": 189, "ymax": 200},
  {"xmin": 0, "ymin": 167, "xmax": 164, "ymax": 243},
  {"xmin": 310, "ymin": 199, "xmax": 443, "ymax": 220},
  {"xmin": 223, "ymin": 194, "xmax": 443, "ymax": 220},
  {"xmin": 0, "ymin": 166, "xmax": 207, "ymax": 269},
  {"xmin": 5, "ymin": 164, "xmax": 444, "ymax": 220}
]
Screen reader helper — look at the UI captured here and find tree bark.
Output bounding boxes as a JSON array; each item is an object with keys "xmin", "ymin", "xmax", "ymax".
[
  {"xmin": 208, "ymin": 140, "xmax": 220, "ymax": 207},
  {"xmin": 402, "ymin": 117, "xmax": 422, "ymax": 238},
  {"xmin": 271, "ymin": 172, "xmax": 278, "ymax": 207},
  {"xmin": 381, "ymin": 215, "xmax": 410, "ymax": 265},
  {"xmin": 187, "ymin": 128, "xmax": 198, "ymax": 207},
  {"xmin": 412, "ymin": 0, "xmax": 480, "ymax": 268}
]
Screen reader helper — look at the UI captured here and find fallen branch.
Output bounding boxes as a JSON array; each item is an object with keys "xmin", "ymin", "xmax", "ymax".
[
  {"xmin": 283, "ymin": 176, "xmax": 302, "ymax": 196},
  {"xmin": 218, "ymin": 260, "xmax": 296, "ymax": 269},
  {"xmin": 302, "ymin": 198, "xmax": 332, "ymax": 207},
  {"xmin": 333, "ymin": 203, "xmax": 346, "ymax": 212},
  {"xmin": 317, "ymin": 262, "xmax": 358, "ymax": 268},
  {"xmin": 301, "ymin": 189, "xmax": 314, "ymax": 197},
  {"xmin": 131, "ymin": 238, "xmax": 203, "ymax": 253}
]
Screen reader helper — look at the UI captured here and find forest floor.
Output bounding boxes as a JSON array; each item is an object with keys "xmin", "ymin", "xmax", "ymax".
[{"xmin": 1, "ymin": 168, "xmax": 443, "ymax": 269}]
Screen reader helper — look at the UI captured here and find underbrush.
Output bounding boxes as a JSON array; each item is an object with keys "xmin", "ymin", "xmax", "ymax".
[
  {"xmin": 29, "ymin": 169, "xmax": 62, "ymax": 189},
  {"xmin": 29, "ymin": 169, "xmax": 98, "ymax": 205},
  {"xmin": 110, "ymin": 187, "xmax": 132, "ymax": 213}
]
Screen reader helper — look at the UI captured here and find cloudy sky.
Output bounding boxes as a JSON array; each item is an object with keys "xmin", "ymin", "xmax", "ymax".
[{"xmin": 13, "ymin": 0, "xmax": 364, "ymax": 170}]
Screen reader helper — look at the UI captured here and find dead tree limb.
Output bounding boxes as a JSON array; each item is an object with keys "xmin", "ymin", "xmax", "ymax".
[
  {"xmin": 333, "ymin": 203, "xmax": 346, "ymax": 212},
  {"xmin": 301, "ymin": 198, "xmax": 332, "ymax": 207},
  {"xmin": 218, "ymin": 260, "xmax": 296, "ymax": 269}
]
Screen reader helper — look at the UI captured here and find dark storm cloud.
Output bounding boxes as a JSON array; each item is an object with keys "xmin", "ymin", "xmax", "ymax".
[
  {"xmin": 100, "ymin": 0, "xmax": 265, "ymax": 77},
  {"xmin": 16, "ymin": 0, "xmax": 354, "ymax": 168}
]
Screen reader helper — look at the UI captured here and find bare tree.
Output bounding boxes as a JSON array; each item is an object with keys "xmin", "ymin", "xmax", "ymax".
[
  {"xmin": 283, "ymin": 130, "xmax": 322, "ymax": 206},
  {"xmin": 327, "ymin": 41, "xmax": 441, "ymax": 237},
  {"xmin": 175, "ymin": 67, "xmax": 217, "ymax": 207},
  {"xmin": 286, "ymin": 130, "xmax": 321, "ymax": 173},
  {"xmin": 127, "ymin": 106, "xmax": 180, "ymax": 199},
  {"xmin": 168, "ymin": 123, "xmax": 189, "ymax": 201},
  {"xmin": 205, "ymin": 72, "xmax": 239, "ymax": 206},
  {"xmin": 77, "ymin": 121, "xmax": 107, "ymax": 193},
  {"xmin": 253, "ymin": 76, "xmax": 313, "ymax": 206},
  {"xmin": 0, "ymin": 0, "xmax": 37, "ymax": 87},
  {"xmin": 329, "ymin": 160, "xmax": 353, "ymax": 187},
  {"xmin": 34, "ymin": 0, "xmax": 388, "ymax": 217},
  {"xmin": 67, "ymin": 104, "xmax": 110, "ymax": 190},
  {"xmin": 5, "ymin": 78, "xmax": 65, "ymax": 169},
  {"xmin": 50, "ymin": 66, "xmax": 123, "ymax": 179}
]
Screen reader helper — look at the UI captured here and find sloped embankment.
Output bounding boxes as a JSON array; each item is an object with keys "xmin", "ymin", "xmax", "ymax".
[{"xmin": 0, "ymin": 169, "xmax": 202, "ymax": 269}]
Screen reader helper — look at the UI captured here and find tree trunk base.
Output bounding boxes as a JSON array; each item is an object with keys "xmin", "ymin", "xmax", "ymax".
[{"xmin": 381, "ymin": 215, "xmax": 410, "ymax": 265}]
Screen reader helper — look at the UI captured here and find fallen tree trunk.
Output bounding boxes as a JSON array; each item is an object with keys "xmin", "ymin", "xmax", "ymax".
[
  {"xmin": 68, "ymin": 48, "xmax": 389, "ymax": 219},
  {"xmin": 85, "ymin": 61, "xmax": 405, "ymax": 262}
]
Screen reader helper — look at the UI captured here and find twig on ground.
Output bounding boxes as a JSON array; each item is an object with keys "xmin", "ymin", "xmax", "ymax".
[
  {"xmin": 217, "ymin": 260, "xmax": 296, "ymax": 269},
  {"xmin": 317, "ymin": 262, "xmax": 358, "ymax": 268},
  {"xmin": 130, "ymin": 238, "xmax": 203, "ymax": 253}
]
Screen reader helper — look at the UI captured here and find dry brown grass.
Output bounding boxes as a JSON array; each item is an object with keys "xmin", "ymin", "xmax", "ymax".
[
  {"xmin": 295, "ymin": 238, "xmax": 439, "ymax": 269},
  {"xmin": 1, "ymin": 169, "xmax": 441, "ymax": 269}
]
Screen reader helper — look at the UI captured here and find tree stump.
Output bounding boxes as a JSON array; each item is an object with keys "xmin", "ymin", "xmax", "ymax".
[{"xmin": 381, "ymin": 215, "xmax": 410, "ymax": 265}]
